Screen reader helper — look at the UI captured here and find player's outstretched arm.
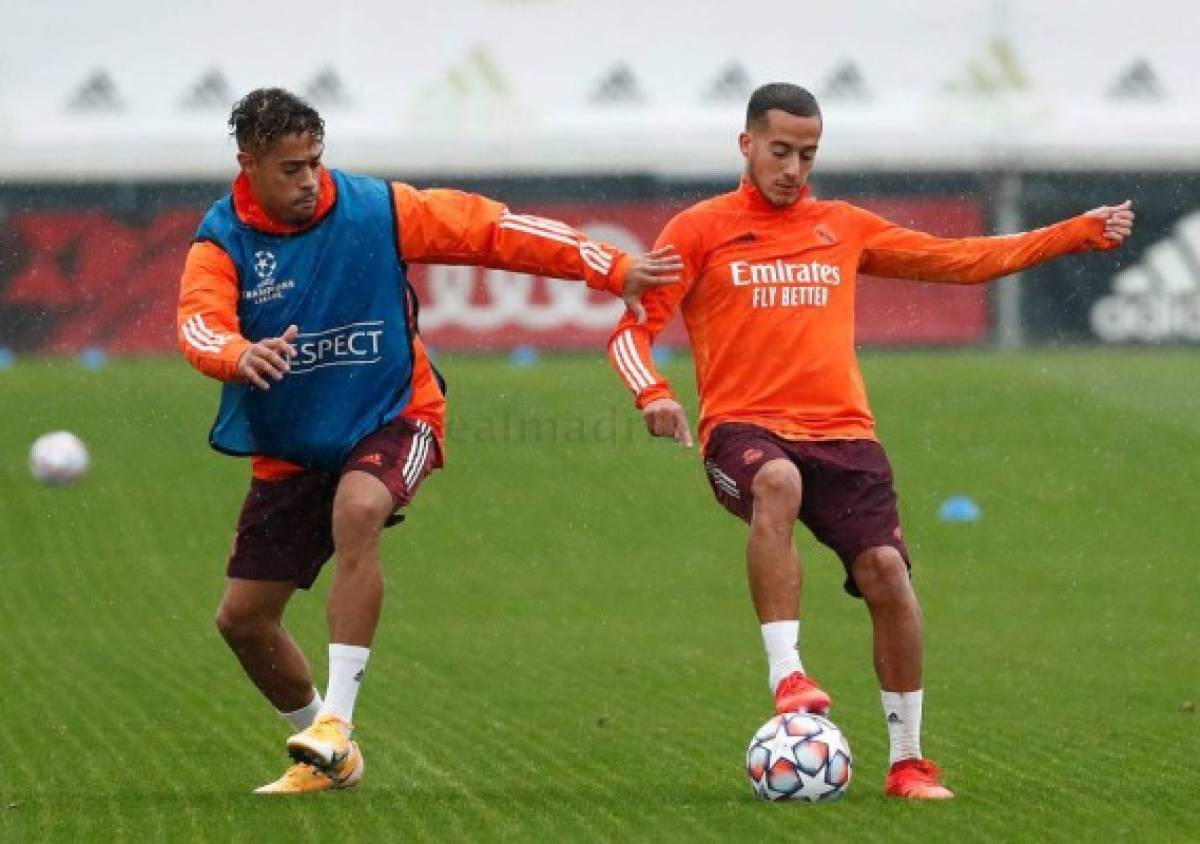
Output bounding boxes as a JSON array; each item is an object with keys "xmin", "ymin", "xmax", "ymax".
[
  {"xmin": 390, "ymin": 183, "xmax": 680, "ymax": 302},
  {"xmin": 858, "ymin": 200, "xmax": 1135, "ymax": 284}
]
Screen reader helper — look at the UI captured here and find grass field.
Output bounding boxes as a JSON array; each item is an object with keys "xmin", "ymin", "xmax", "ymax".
[{"xmin": 1, "ymin": 350, "xmax": 1197, "ymax": 842}]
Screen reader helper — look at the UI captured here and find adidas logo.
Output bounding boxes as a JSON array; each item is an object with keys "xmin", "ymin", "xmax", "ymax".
[
  {"xmin": 590, "ymin": 63, "xmax": 645, "ymax": 104},
  {"xmin": 1090, "ymin": 209, "xmax": 1200, "ymax": 342},
  {"xmin": 353, "ymin": 669, "xmax": 365, "ymax": 683},
  {"xmin": 887, "ymin": 712, "xmax": 903, "ymax": 724},
  {"xmin": 305, "ymin": 66, "xmax": 351, "ymax": 106},
  {"xmin": 944, "ymin": 38, "xmax": 1028, "ymax": 95},
  {"xmin": 409, "ymin": 44, "xmax": 520, "ymax": 125},
  {"xmin": 703, "ymin": 62, "xmax": 752, "ymax": 103},
  {"xmin": 67, "ymin": 69, "xmax": 124, "ymax": 112},
  {"xmin": 821, "ymin": 61, "xmax": 871, "ymax": 102},
  {"xmin": 179, "ymin": 69, "xmax": 232, "ymax": 111},
  {"xmin": 1107, "ymin": 59, "xmax": 1166, "ymax": 101}
]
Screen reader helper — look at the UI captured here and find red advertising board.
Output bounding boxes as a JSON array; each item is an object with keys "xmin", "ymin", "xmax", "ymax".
[
  {"xmin": 0, "ymin": 195, "xmax": 987, "ymax": 354},
  {"xmin": 854, "ymin": 197, "xmax": 989, "ymax": 344},
  {"xmin": 1, "ymin": 209, "xmax": 199, "ymax": 354}
]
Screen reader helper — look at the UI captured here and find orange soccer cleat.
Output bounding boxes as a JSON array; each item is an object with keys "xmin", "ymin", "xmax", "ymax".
[
  {"xmin": 885, "ymin": 758, "xmax": 955, "ymax": 800},
  {"xmin": 254, "ymin": 741, "xmax": 365, "ymax": 794},
  {"xmin": 773, "ymin": 671, "xmax": 832, "ymax": 715},
  {"xmin": 287, "ymin": 713, "xmax": 355, "ymax": 771}
]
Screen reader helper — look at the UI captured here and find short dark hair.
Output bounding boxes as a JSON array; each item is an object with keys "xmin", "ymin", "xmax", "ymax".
[
  {"xmin": 746, "ymin": 83, "xmax": 821, "ymax": 129},
  {"xmin": 228, "ymin": 88, "xmax": 325, "ymax": 153}
]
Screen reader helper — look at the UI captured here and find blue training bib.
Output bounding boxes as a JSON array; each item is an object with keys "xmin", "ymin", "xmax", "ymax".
[{"xmin": 196, "ymin": 170, "xmax": 416, "ymax": 471}]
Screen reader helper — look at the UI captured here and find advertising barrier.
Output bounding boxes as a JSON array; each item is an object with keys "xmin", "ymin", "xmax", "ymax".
[
  {"xmin": 1019, "ymin": 173, "xmax": 1200, "ymax": 344},
  {"xmin": 0, "ymin": 182, "xmax": 989, "ymax": 354},
  {"xmin": 14, "ymin": 172, "xmax": 1194, "ymax": 352}
]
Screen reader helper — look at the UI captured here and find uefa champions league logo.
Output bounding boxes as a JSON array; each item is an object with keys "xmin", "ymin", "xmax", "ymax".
[
  {"xmin": 253, "ymin": 250, "xmax": 277, "ymax": 284},
  {"xmin": 243, "ymin": 250, "xmax": 295, "ymax": 305}
]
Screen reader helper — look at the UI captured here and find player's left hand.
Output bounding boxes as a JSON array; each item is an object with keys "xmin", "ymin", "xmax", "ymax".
[
  {"xmin": 641, "ymin": 397, "xmax": 694, "ymax": 448},
  {"xmin": 1085, "ymin": 199, "xmax": 1135, "ymax": 244},
  {"xmin": 622, "ymin": 246, "xmax": 684, "ymax": 324}
]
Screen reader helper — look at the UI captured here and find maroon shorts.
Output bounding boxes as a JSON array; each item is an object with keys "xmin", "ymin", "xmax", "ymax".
[
  {"xmin": 227, "ymin": 416, "xmax": 441, "ymax": 589},
  {"xmin": 703, "ymin": 422, "xmax": 910, "ymax": 598}
]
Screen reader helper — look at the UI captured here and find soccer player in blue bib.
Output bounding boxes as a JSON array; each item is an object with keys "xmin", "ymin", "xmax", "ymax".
[{"xmin": 178, "ymin": 88, "xmax": 681, "ymax": 793}]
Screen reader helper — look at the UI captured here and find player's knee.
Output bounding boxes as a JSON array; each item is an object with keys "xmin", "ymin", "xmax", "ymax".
[
  {"xmin": 751, "ymin": 460, "xmax": 802, "ymax": 514},
  {"xmin": 332, "ymin": 491, "xmax": 392, "ymax": 542},
  {"xmin": 852, "ymin": 547, "xmax": 910, "ymax": 602},
  {"xmin": 215, "ymin": 601, "xmax": 265, "ymax": 645}
]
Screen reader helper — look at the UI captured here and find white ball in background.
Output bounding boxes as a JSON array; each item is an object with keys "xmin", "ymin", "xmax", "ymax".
[{"xmin": 29, "ymin": 431, "xmax": 90, "ymax": 486}]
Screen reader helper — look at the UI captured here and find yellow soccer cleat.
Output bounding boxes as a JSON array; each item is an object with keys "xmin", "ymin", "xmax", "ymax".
[
  {"xmin": 287, "ymin": 713, "xmax": 355, "ymax": 771},
  {"xmin": 254, "ymin": 741, "xmax": 365, "ymax": 794}
]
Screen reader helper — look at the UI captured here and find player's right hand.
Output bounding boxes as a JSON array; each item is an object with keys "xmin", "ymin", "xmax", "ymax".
[
  {"xmin": 641, "ymin": 397, "xmax": 694, "ymax": 448},
  {"xmin": 237, "ymin": 324, "xmax": 299, "ymax": 390},
  {"xmin": 622, "ymin": 246, "xmax": 684, "ymax": 324},
  {"xmin": 1084, "ymin": 199, "xmax": 1135, "ymax": 244}
]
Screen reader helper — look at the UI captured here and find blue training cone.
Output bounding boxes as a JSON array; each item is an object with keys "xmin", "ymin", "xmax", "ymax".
[
  {"xmin": 509, "ymin": 345, "xmax": 539, "ymax": 367},
  {"xmin": 938, "ymin": 495, "xmax": 981, "ymax": 523},
  {"xmin": 79, "ymin": 346, "xmax": 108, "ymax": 370}
]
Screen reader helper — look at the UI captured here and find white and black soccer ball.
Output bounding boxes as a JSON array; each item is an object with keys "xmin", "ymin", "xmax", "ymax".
[
  {"xmin": 29, "ymin": 431, "xmax": 90, "ymax": 486},
  {"xmin": 746, "ymin": 712, "xmax": 852, "ymax": 802}
]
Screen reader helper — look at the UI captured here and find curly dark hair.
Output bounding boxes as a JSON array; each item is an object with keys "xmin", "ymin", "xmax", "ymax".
[{"xmin": 228, "ymin": 88, "xmax": 325, "ymax": 153}]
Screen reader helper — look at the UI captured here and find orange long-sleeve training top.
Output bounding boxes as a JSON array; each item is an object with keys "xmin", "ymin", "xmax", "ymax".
[
  {"xmin": 179, "ymin": 168, "xmax": 632, "ymax": 479},
  {"xmin": 608, "ymin": 179, "xmax": 1117, "ymax": 450}
]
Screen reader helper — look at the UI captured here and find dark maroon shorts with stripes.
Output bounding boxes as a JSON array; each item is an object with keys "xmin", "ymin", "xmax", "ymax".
[
  {"xmin": 703, "ymin": 422, "xmax": 911, "ymax": 598},
  {"xmin": 227, "ymin": 415, "xmax": 441, "ymax": 589}
]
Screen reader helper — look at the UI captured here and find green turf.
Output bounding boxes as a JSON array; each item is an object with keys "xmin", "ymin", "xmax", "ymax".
[{"xmin": 0, "ymin": 350, "xmax": 1196, "ymax": 842}]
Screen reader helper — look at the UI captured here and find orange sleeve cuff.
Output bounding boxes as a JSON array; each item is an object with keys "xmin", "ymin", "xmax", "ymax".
[
  {"xmin": 1074, "ymin": 215, "xmax": 1117, "ymax": 251},
  {"xmin": 596, "ymin": 253, "xmax": 633, "ymax": 296},
  {"xmin": 634, "ymin": 384, "xmax": 677, "ymax": 410},
  {"xmin": 213, "ymin": 337, "xmax": 252, "ymax": 381}
]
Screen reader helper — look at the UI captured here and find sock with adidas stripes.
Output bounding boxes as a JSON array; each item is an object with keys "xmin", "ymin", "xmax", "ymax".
[
  {"xmin": 881, "ymin": 689, "xmax": 924, "ymax": 765},
  {"xmin": 321, "ymin": 644, "xmax": 370, "ymax": 725}
]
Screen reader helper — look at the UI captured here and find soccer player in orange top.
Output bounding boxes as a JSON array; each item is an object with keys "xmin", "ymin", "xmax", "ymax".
[
  {"xmin": 607, "ymin": 83, "xmax": 1134, "ymax": 800},
  {"xmin": 178, "ymin": 88, "xmax": 681, "ymax": 794}
]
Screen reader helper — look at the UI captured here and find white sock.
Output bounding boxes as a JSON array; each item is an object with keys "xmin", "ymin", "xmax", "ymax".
[
  {"xmin": 761, "ymin": 620, "xmax": 805, "ymax": 691},
  {"xmin": 320, "ymin": 644, "xmax": 370, "ymax": 725},
  {"xmin": 881, "ymin": 689, "xmax": 924, "ymax": 766},
  {"xmin": 279, "ymin": 689, "xmax": 323, "ymax": 732}
]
